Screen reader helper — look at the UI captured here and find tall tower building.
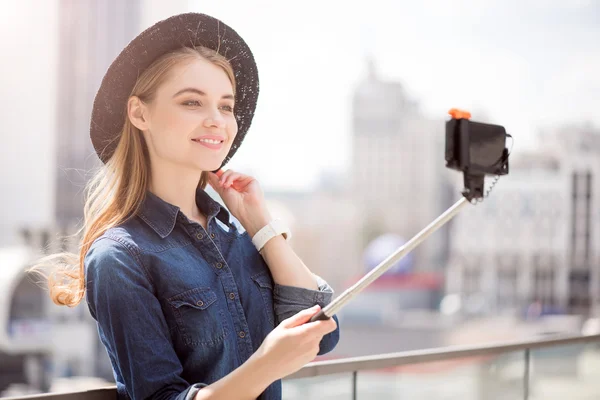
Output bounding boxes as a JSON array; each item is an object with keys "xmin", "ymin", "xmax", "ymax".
[
  {"xmin": 351, "ymin": 58, "xmax": 454, "ymax": 271},
  {"xmin": 54, "ymin": 0, "xmax": 141, "ymax": 228},
  {"xmin": 50, "ymin": 0, "xmax": 142, "ymax": 381},
  {"xmin": 7, "ymin": 1, "xmax": 196, "ymax": 389}
]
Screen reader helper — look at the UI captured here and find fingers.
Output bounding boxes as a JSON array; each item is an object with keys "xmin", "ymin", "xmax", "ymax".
[
  {"xmin": 218, "ymin": 169, "xmax": 240, "ymax": 187},
  {"xmin": 206, "ymin": 171, "xmax": 223, "ymax": 194},
  {"xmin": 206, "ymin": 169, "xmax": 237, "ymax": 192},
  {"xmin": 311, "ymin": 344, "xmax": 321, "ymax": 359},
  {"xmin": 218, "ymin": 169, "xmax": 235, "ymax": 187},
  {"xmin": 280, "ymin": 305, "xmax": 337, "ymax": 335},
  {"xmin": 209, "ymin": 169, "xmax": 251, "ymax": 190},
  {"xmin": 222, "ymin": 171, "xmax": 248, "ymax": 189},
  {"xmin": 280, "ymin": 305, "xmax": 321, "ymax": 328},
  {"xmin": 299, "ymin": 317, "xmax": 337, "ymax": 337}
]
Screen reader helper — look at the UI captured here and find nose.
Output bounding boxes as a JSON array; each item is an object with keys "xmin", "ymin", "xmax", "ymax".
[{"xmin": 203, "ymin": 107, "xmax": 226, "ymax": 129}]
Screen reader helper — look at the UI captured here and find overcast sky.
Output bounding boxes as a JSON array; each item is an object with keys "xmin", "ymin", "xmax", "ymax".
[
  {"xmin": 190, "ymin": 0, "xmax": 600, "ymax": 189},
  {"xmin": 0, "ymin": 0, "xmax": 598, "ymax": 240}
]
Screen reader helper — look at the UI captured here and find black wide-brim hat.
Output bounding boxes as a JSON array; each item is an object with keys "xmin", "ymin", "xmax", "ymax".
[{"xmin": 90, "ymin": 13, "xmax": 259, "ymax": 168}]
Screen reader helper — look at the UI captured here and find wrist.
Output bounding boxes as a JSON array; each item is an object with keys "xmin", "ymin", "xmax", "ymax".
[
  {"xmin": 244, "ymin": 351, "xmax": 279, "ymax": 392},
  {"xmin": 240, "ymin": 209, "xmax": 272, "ymax": 238},
  {"xmin": 196, "ymin": 352, "xmax": 275, "ymax": 400}
]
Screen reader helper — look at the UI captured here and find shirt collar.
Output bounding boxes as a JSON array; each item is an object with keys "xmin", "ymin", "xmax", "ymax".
[{"xmin": 138, "ymin": 188, "xmax": 231, "ymax": 239}]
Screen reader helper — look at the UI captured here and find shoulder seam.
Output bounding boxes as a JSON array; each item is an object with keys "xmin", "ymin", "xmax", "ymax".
[{"xmin": 96, "ymin": 236, "xmax": 157, "ymax": 290}]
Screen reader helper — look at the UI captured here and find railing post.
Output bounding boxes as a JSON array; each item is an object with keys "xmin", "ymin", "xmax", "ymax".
[
  {"xmin": 352, "ymin": 370, "xmax": 357, "ymax": 400},
  {"xmin": 524, "ymin": 348, "xmax": 531, "ymax": 400}
]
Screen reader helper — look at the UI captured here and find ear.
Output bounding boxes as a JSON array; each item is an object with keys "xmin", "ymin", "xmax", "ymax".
[{"xmin": 127, "ymin": 96, "xmax": 149, "ymax": 131}]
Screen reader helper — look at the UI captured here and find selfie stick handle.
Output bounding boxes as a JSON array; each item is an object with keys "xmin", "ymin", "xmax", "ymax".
[{"xmin": 310, "ymin": 197, "xmax": 471, "ymax": 322}]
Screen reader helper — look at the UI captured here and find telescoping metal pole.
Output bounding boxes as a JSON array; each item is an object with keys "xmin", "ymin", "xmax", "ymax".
[{"xmin": 310, "ymin": 197, "xmax": 471, "ymax": 322}]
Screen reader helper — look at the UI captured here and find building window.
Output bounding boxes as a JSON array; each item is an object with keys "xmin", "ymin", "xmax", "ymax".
[
  {"xmin": 531, "ymin": 252, "xmax": 556, "ymax": 308},
  {"xmin": 497, "ymin": 267, "xmax": 518, "ymax": 310},
  {"xmin": 532, "ymin": 266, "xmax": 555, "ymax": 307},
  {"xmin": 568, "ymin": 269, "xmax": 591, "ymax": 313}
]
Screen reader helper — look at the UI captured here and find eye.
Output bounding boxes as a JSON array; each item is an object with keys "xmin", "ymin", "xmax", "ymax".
[
  {"xmin": 220, "ymin": 105, "xmax": 234, "ymax": 112},
  {"xmin": 182, "ymin": 100, "xmax": 201, "ymax": 107}
]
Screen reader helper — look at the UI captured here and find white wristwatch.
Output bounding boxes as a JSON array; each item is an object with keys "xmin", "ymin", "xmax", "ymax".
[{"xmin": 251, "ymin": 219, "xmax": 292, "ymax": 251}]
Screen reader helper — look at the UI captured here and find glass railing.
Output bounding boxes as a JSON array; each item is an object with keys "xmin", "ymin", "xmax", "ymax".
[
  {"xmin": 4, "ymin": 333, "xmax": 600, "ymax": 400},
  {"xmin": 282, "ymin": 333, "xmax": 600, "ymax": 400}
]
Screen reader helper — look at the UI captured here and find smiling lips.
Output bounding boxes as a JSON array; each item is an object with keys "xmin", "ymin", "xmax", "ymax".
[{"xmin": 192, "ymin": 135, "xmax": 225, "ymax": 150}]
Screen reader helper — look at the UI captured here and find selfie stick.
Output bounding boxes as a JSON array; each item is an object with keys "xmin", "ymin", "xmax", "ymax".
[
  {"xmin": 310, "ymin": 197, "xmax": 470, "ymax": 322},
  {"xmin": 309, "ymin": 108, "xmax": 511, "ymax": 322}
]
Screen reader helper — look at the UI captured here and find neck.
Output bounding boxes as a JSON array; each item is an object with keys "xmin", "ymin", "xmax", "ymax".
[{"xmin": 149, "ymin": 161, "xmax": 204, "ymax": 223}]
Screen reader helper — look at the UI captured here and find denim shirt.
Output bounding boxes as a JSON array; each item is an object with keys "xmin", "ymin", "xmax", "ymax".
[{"xmin": 84, "ymin": 189, "xmax": 340, "ymax": 400}]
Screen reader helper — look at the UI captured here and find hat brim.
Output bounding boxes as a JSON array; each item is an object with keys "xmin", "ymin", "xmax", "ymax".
[{"xmin": 90, "ymin": 13, "xmax": 259, "ymax": 168}]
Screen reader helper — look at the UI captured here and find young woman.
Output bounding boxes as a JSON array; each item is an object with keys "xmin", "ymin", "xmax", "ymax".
[{"xmin": 33, "ymin": 13, "xmax": 339, "ymax": 400}]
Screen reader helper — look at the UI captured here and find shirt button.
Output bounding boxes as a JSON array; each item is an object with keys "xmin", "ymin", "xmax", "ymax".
[
  {"xmin": 229, "ymin": 293, "xmax": 235, "ymax": 300},
  {"xmin": 210, "ymin": 233, "xmax": 216, "ymax": 239},
  {"xmin": 196, "ymin": 300, "xmax": 204, "ymax": 307},
  {"xmin": 216, "ymin": 262, "xmax": 223, "ymax": 269},
  {"xmin": 239, "ymin": 331, "xmax": 246, "ymax": 338},
  {"xmin": 196, "ymin": 233, "xmax": 204, "ymax": 240}
]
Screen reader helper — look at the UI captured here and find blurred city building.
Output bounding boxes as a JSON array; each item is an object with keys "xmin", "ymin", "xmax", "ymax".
[
  {"xmin": 446, "ymin": 123, "xmax": 600, "ymax": 318},
  {"xmin": 350, "ymin": 57, "xmax": 455, "ymax": 272},
  {"xmin": 54, "ymin": 0, "xmax": 141, "ymax": 226},
  {"xmin": 268, "ymin": 58, "xmax": 456, "ymax": 294},
  {"xmin": 0, "ymin": 0, "xmax": 169, "ymax": 394}
]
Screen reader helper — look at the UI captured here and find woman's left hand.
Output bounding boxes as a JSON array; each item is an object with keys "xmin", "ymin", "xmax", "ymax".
[{"xmin": 207, "ymin": 169, "xmax": 272, "ymax": 236}]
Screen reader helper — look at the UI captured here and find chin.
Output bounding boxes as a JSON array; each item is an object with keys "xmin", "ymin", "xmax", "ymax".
[{"xmin": 191, "ymin": 158, "xmax": 224, "ymax": 173}]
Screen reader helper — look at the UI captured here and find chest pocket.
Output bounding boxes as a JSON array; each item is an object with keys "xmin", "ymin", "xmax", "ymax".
[
  {"xmin": 251, "ymin": 272, "xmax": 276, "ymax": 328},
  {"xmin": 168, "ymin": 287, "xmax": 227, "ymax": 348}
]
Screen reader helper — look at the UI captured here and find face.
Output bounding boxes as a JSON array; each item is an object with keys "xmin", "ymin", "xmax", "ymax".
[{"xmin": 135, "ymin": 57, "xmax": 237, "ymax": 172}]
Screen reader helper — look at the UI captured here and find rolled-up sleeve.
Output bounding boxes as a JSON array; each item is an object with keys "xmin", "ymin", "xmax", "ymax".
[
  {"xmin": 273, "ymin": 274, "xmax": 340, "ymax": 355},
  {"xmin": 85, "ymin": 237, "xmax": 206, "ymax": 400}
]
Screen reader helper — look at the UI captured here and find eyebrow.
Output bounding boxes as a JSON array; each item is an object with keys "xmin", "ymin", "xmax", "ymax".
[{"xmin": 173, "ymin": 88, "xmax": 234, "ymax": 100}]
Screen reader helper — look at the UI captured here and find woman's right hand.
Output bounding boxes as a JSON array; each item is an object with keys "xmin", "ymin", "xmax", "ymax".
[{"xmin": 252, "ymin": 304, "xmax": 337, "ymax": 381}]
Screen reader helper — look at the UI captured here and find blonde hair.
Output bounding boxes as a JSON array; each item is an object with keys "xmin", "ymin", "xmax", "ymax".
[{"xmin": 29, "ymin": 46, "xmax": 236, "ymax": 307}]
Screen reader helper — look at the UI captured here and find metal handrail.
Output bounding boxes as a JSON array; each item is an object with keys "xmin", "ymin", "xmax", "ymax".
[
  {"xmin": 287, "ymin": 332, "xmax": 600, "ymax": 379},
  {"xmin": 4, "ymin": 333, "xmax": 600, "ymax": 399}
]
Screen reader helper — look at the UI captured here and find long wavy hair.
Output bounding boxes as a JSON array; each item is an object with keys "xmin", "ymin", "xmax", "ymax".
[{"xmin": 29, "ymin": 46, "xmax": 236, "ymax": 307}]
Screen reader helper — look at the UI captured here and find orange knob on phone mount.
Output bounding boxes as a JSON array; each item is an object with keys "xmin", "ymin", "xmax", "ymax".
[{"xmin": 448, "ymin": 108, "xmax": 472, "ymax": 120}]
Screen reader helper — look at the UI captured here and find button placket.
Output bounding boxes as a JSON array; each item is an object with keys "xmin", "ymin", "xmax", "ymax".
[
  {"xmin": 218, "ymin": 267, "xmax": 253, "ymax": 359},
  {"xmin": 200, "ymin": 219, "xmax": 254, "ymax": 360}
]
